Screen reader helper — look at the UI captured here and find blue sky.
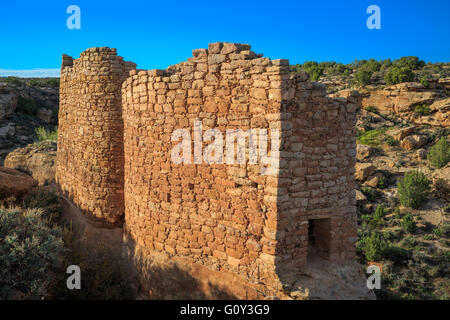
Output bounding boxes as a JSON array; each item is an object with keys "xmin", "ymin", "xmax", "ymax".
[{"xmin": 0, "ymin": 0, "xmax": 449, "ymax": 77}]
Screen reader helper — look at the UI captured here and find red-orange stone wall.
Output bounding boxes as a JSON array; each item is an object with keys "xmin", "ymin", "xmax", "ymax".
[
  {"xmin": 56, "ymin": 44, "xmax": 358, "ymax": 291},
  {"xmin": 120, "ymin": 43, "xmax": 358, "ymax": 288},
  {"xmin": 56, "ymin": 47, "xmax": 136, "ymax": 224}
]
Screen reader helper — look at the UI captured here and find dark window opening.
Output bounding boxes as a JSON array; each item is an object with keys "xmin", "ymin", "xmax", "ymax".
[{"xmin": 307, "ymin": 218, "xmax": 332, "ymax": 262}]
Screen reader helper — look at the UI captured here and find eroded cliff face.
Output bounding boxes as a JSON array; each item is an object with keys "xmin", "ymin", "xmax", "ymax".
[{"xmin": 360, "ymin": 82, "xmax": 449, "ymax": 127}]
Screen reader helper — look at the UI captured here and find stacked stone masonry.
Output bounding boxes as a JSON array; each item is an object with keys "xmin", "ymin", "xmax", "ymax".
[
  {"xmin": 57, "ymin": 48, "xmax": 136, "ymax": 224},
  {"xmin": 57, "ymin": 43, "xmax": 358, "ymax": 290}
]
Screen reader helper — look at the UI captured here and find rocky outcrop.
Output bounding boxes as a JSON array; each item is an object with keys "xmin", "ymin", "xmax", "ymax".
[
  {"xmin": 432, "ymin": 164, "xmax": 450, "ymax": 200},
  {"xmin": 37, "ymin": 108, "xmax": 53, "ymax": 123},
  {"xmin": 361, "ymin": 82, "xmax": 441, "ymax": 112},
  {"xmin": 0, "ymin": 84, "xmax": 18, "ymax": 120},
  {"xmin": 438, "ymin": 78, "xmax": 450, "ymax": 91},
  {"xmin": 0, "ymin": 167, "xmax": 37, "ymax": 199},
  {"xmin": 360, "ymin": 82, "xmax": 449, "ymax": 127},
  {"xmin": 363, "ymin": 172, "xmax": 384, "ymax": 188},
  {"xmin": 356, "ymin": 144, "xmax": 374, "ymax": 161},
  {"xmin": 0, "ymin": 82, "xmax": 59, "ymax": 123},
  {"xmin": 0, "ymin": 125, "xmax": 15, "ymax": 138},
  {"xmin": 400, "ymin": 134, "xmax": 428, "ymax": 150},
  {"xmin": 386, "ymin": 126, "xmax": 416, "ymax": 141},
  {"xmin": 355, "ymin": 163, "xmax": 376, "ymax": 181},
  {"xmin": 4, "ymin": 142, "xmax": 56, "ymax": 186},
  {"xmin": 429, "ymin": 97, "xmax": 450, "ymax": 113}
]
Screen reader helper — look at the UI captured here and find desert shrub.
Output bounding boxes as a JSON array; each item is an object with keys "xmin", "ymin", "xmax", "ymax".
[
  {"xmin": 401, "ymin": 213, "xmax": 417, "ymax": 234},
  {"xmin": 363, "ymin": 205, "xmax": 386, "ymax": 228},
  {"xmin": 0, "ymin": 76, "xmax": 24, "ymax": 86},
  {"xmin": 357, "ymin": 231, "xmax": 390, "ymax": 261},
  {"xmin": 397, "ymin": 170, "xmax": 430, "ymax": 209},
  {"xmin": 330, "ymin": 63, "xmax": 351, "ymax": 76},
  {"xmin": 0, "ymin": 207, "xmax": 64, "ymax": 299},
  {"xmin": 357, "ymin": 128, "xmax": 386, "ymax": 146},
  {"xmin": 42, "ymin": 78, "xmax": 59, "ymax": 88},
  {"xmin": 24, "ymin": 78, "xmax": 59, "ymax": 88},
  {"xmin": 355, "ymin": 67, "xmax": 373, "ymax": 86},
  {"xmin": 35, "ymin": 126, "xmax": 58, "ymax": 142},
  {"xmin": 432, "ymin": 128, "xmax": 450, "ymax": 141},
  {"xmin": 434, "ymin": 223, "xmax": 450, "ymax": 238},
  {"xmin": 377, "ymin": 176, "xmax": 387, "ymax": 189},
  {"xmin": 361, "ymin": 186, "xmax": 381, "ymax": 202},
  {"xmin": 414, "ymin": 104, "xmax": 431, "ymax": 116},
  {"xmin": 420, "ymin": 76, "xmax": 429, "ymax": 88},
  {"xmin": 444, "ymin": 204, "xmax": 450, "ymax": 214},
  {"xmin": 393, "ymin": 56, "xmax": 425, "ymax": 70},
  {"xmin": 423, "ymin": 234, "xmax": 433, "ymax": 241},
  {"xmin": 384, "ymin": 245, "xmax": 411, "ymax": 264},
  {"xmin": 26, "ymin": 79, "xmax": 40, "ymax": 87},
  {"xmin": 427, "ymin": 137, "xmax": 450, "ymax": 168},
  {"xmin": 302, "ymin": 62, "xmax": 324, "ymax": 81},
  {"xmin": 23, "ymin": 188, "xmax": 60, "ymax": 222},
  {"xmin": 17, "ymin": 96, "xmax": 38, "ymax": 115},
  {"xmin": 385, "ymin": 135, "xmax": 398, "ymax": 146},
  {"xmin": 48, "ymin": 226, "xmax": 135, "ymax": 300},
  {"xmin": 393, "ymin": 207, "xmax": 402, "ymax": 218},
  {"xmin": 366, "ymin": 106, "xmax": 378, "ymax": 114},
  {"xmin": 384, "ymin": 66, "xmax": 415, "ymax": 85},
  {"xmin": 363, "ymin": 59, "xmax": 381, "ymax": 73}
]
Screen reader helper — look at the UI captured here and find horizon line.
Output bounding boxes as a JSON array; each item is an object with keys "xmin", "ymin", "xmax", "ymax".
[{"xmin": 0, "ymin": 68, "xmax": 60, "ymax": 78}]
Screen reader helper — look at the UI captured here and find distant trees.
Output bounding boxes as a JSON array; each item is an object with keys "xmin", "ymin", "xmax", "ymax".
[
  {"xmin": 289, "ymin": 55, "xmax": 441, "ymax": 86},
  {"xmin": 384, "ymin": 66, "xmax": 415, "ymax": 85},
  {"xmin": 301, "ymin": 61, "xmax": 324, "ymax": 81},
  {"xmin": 0, "ymin": 77, "xmax": 59, "ymax": 88},
  {"xmin": 393, "ymin": 56, "xmax": 425, "ymax": 70},
  {"xmin": 427, "ymin": 137, "xmax": 450, "ymax": 169},
  {"xmin": 355, "ymin": 67, "xmax": 373, "ymax": 86}
]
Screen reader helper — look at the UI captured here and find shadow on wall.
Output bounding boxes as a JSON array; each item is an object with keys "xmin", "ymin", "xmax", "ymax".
[
  {"xmin": 57, "ymin": 195, "xmax": 237, "ymax": 299},
  {"xmin": 123, "ymin": 238, "xmax": 238, "ymax": 300}
]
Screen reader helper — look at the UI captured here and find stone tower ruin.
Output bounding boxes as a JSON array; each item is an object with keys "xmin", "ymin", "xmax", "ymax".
[
  {"xmin": 57, "ymin": 43, "xmax": 366, "ymax": 299},
  {"xmin": 57, "ymin": 48, "xmax": 136, "ymax": 224}
]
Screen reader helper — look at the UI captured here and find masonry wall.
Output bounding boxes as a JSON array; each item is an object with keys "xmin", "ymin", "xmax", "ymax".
[
  {"xmin": 56, "ymin": 47, "xmax": 136, "ymax": 224},
  {"xmin": 120, "ymin": 43, "xmax": 357, "ymax": 288},
  {"xmin": 274, "ymin": 76, "xmax": 358, "ymax": 282}
]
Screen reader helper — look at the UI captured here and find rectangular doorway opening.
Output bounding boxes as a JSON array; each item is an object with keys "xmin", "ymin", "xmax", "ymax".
[{"xmin": 307, "ymin": 218, "xmax": 332, "ymax": 263}]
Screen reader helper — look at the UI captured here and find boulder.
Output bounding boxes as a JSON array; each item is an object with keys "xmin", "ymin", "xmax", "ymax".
[
  {"xmin": 355, "ymin": 163, "xmax": 376, "ymax": 181},
  {"xmin": 386, "ymin": 126, "xmax": 415, "ymax": 141},
  {"xmin": 0, "ymin": 167, "xmax": 37, "ymax": 199},
  {"xmin": 4, "ymin": 142, "xmax": 57, "ymax": 186},
  {"xmin": 429, "ymin": 97, "xmax": 450, "ymax": 112},
  {"xmin": 355, "ymin": 189, "xmax": 367, "ymax": 203},
  {"xmin": 438, "ymin": 78, "xmax": 450, "ymax": 91},
  {"xmin": 363, "ymin": 172, "xmax": 384, "ymax": 188},
  {"xmin": 0, "ymin": 125, "xmax": 15, "ymax": 138},
  {"xmin": 361, "ymin": 93, "xmax": 393, "ymax": 112},
  {"xmin": 432, "ymin": 164, "xmax": 450, "ymax": 199},
  {"xmin": 393, "ymin": 91, "xmax": 438, "ymax": 113},
  {"xmin": 400, "ymin": 135, "xmax": 428, "ymax": 150},
  {"xmin": 356, "ymin": 144, "xmax": 373, "ymax": 161},
  {"xmin": 37, "ymin": 108, "xmax": 53, "ymax": 123},
  {"xmin": 416, "ymin": 148, "xmax": 427, "ymax": 159},
  {"xmin": 392, "ymin": 82, "xmax": 426, "ymax": 92}
]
